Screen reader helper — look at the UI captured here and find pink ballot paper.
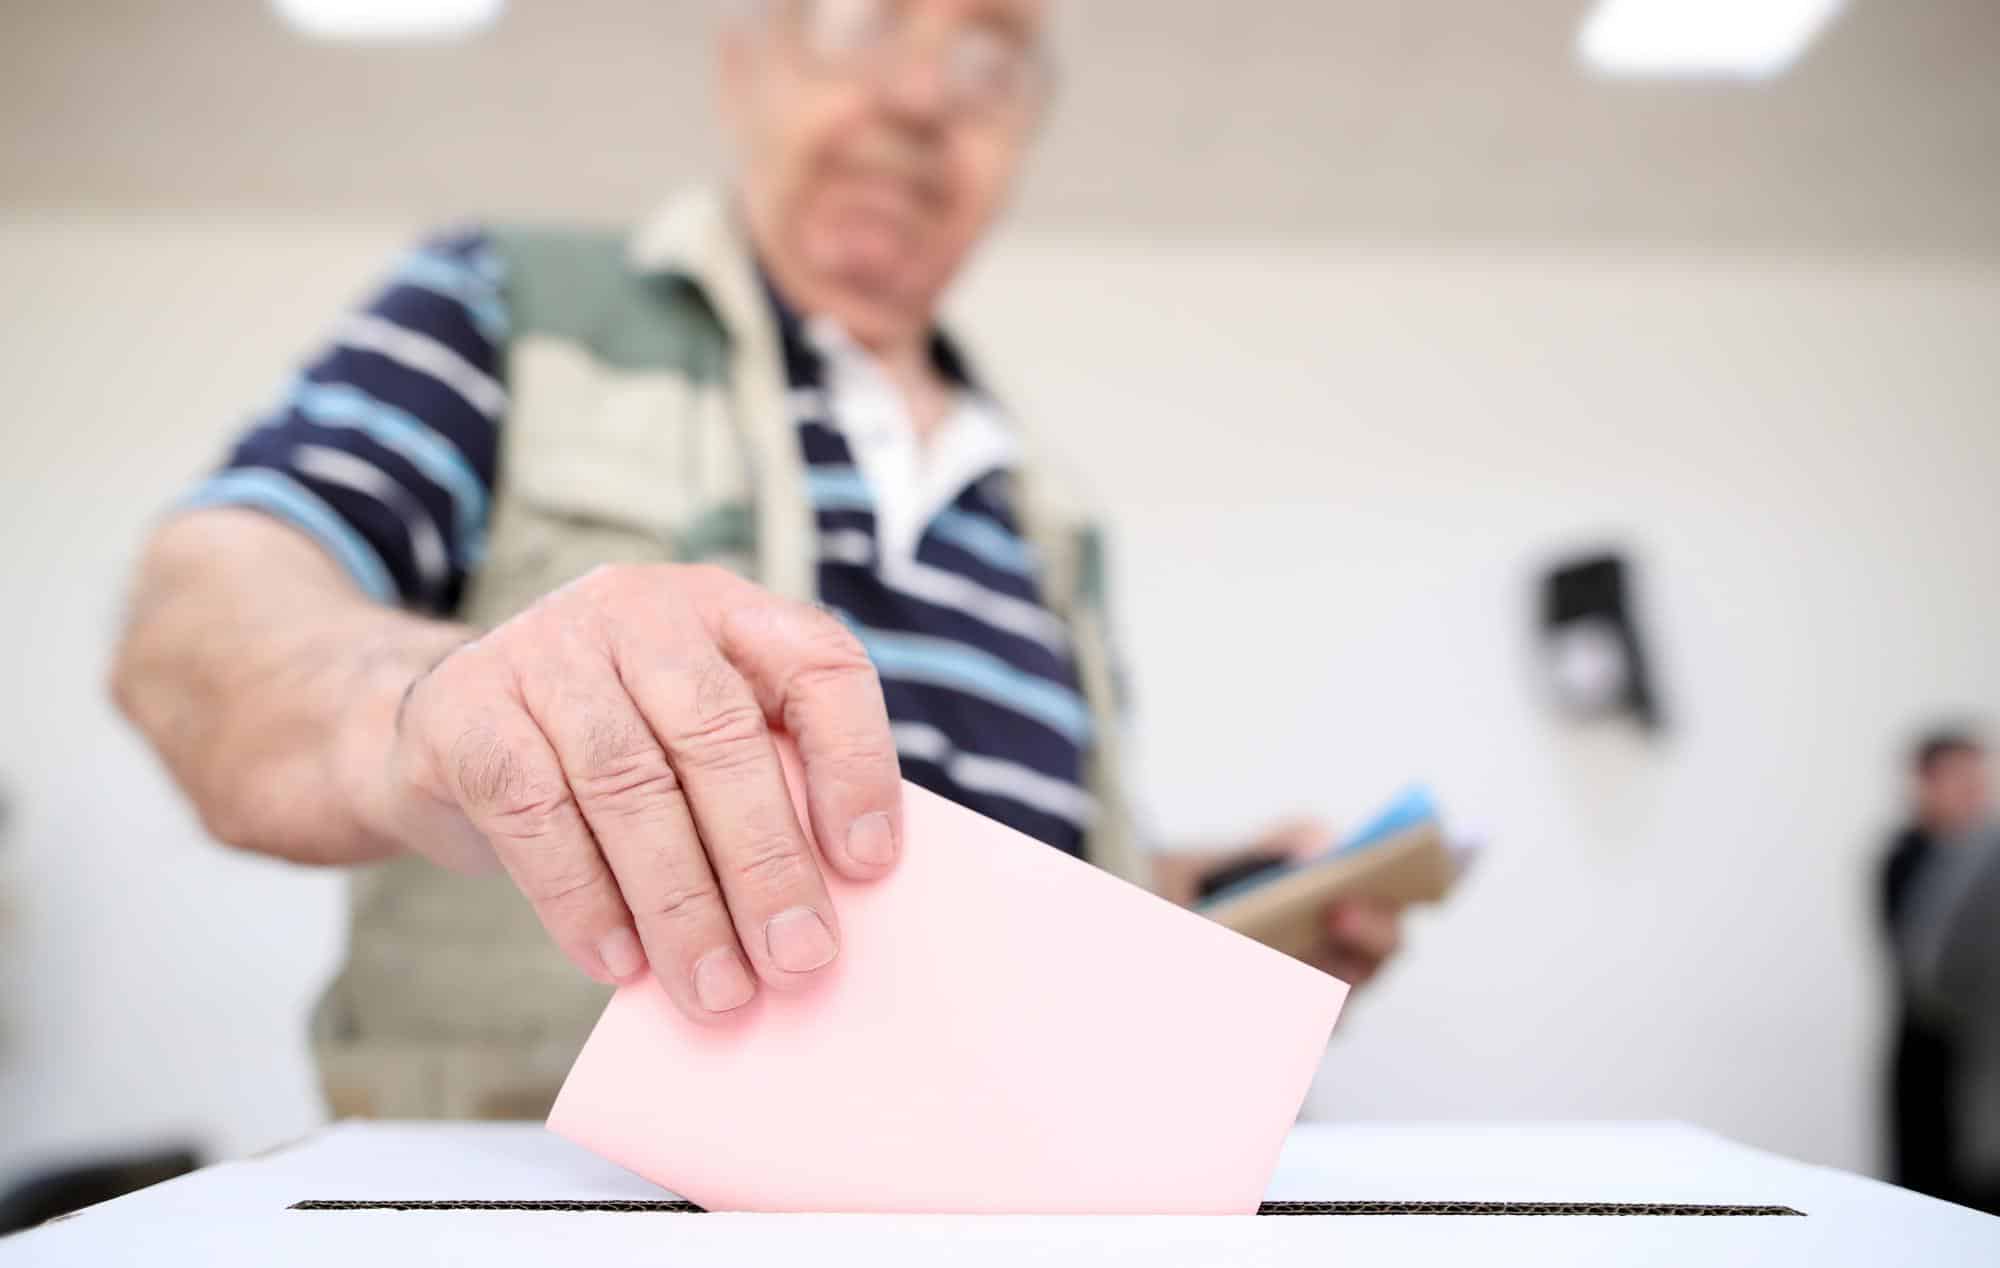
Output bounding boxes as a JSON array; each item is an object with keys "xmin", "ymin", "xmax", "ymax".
[{"xmin": 547, "ymin": 758, "xmax": 1348, "ymax": 1215}]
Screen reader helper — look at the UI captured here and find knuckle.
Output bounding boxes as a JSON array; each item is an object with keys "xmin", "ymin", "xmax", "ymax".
[
  {"xmin": 572, "ymin": 754, "xmax": 687, "ymax": 820},
  {"xmin": 578, "ymin": 561, "xmax": 639, "ymax": 593},
  {"xmin": 676, "ymin": 708, "xmax": 772, "ymax": 775},
  {"xmin": 800, "ymin": 603, "xmax": 866, "ymax": 653},
  {"xmin": 569, "ymin": 712, "xmax": 683, "ymax": 810},
  {"xmin": 810, "ymin": 725, "xmax": 900, "ymax": 780},
  {"xmin": 664, "ymin": 665, "xmax": 770, "ymax": 771},
  {"xmin": 519, "ymin": 861, "xmax": 606, "ymax": 910},
  {"xmin": 789, "ymin": 611, "xmax": 878, "ymax": 686},
  {"xmin": 673, "ymin": 562, "xmax": 732, "ymax": 591},
  {"xmin": 780, "ymin": 630, "xmax": 883, "ymax": 731},
  {"xmin": 731, "ymin": 833, "xmax": 814, "ymax": 895},
  {"xmin": 577, "ymin": 709, "xmax": 652, "ymax": 773},
  {"xmin": 640, "ymin": 880, "xmax": 723, "ymax": 928},
  {"xmin": 562, "ymin": 562, "xmax": 655, "ymax": 617},
  {"xmin": 484, "ymin": 785, "xmax": 577, "ymax": 842},
  {"xmin": 451, "ymin": 731, "xmax": 573, "ymax": 840},
  {"xmin": 193, "ymin": 793, "xmax": 263, "ymax": 855},
  {"xmin": 799, "ymin": 629, "xmax": 875, "ymax": 680},
  {"xmin": 447, "ymin": 724, "xmax": 523, "ymax": 809}
]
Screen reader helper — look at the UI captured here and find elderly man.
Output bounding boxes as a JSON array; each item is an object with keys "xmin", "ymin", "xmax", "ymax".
[{"xmin": 112, "ymin": 0, "xmax": 1399, "ymax": 1119}]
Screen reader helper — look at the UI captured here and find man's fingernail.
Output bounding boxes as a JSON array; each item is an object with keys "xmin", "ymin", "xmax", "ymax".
[
  {"xmin": 766, "ymin": 907, "xmax": 837, "ymax": 973},
  {"xmin": 597, "ymin": 927, "xmax": 647, "ymax": 982},
  {"xmin": 847, "ymin": 811, "xmax": 897, "ymax": 866},
  {"xmin": 692, "ymin": 948, "xmax": 755, "ymax": 1013}
]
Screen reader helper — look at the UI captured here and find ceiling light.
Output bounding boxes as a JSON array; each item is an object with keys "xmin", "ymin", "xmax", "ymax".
[
  {"xmin": 1577, "ymin": 0, "xmax": 1846, "ymax": 79},
  {"xmin": 270, "ymin": 0, "xmax": 504, "ymax": 43}
]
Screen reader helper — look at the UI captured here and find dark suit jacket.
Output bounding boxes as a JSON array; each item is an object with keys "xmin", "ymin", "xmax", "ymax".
[{"xmin": 1880, "ymin": 826, "xmax": 1987, "ymax": 1210}]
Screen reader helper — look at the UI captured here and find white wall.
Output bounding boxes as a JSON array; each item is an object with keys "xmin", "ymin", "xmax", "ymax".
[
  {"xmin": 957, "ymin": 240, "xmax": 2000, "ymax": 1172},
  {"xmin": 0, "ymin": 218, "xmax": 388, "ymax": 1172},
  {"xmin": 3, "ymin": 213, "xmax": 1996, "ymax": 1178}
]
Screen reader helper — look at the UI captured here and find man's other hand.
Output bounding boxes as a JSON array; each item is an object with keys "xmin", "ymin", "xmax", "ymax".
[
  {"xmin": 348, "ymin": 563, "xmax": 903, "ymax": 1021},
  {"xmin": 1314, "ymin": 896, "xmax": 1402, "ymax": 988},
  {"xmin": 1154, "ymin": 816, "xmax": 1405, "ymax": 989}
]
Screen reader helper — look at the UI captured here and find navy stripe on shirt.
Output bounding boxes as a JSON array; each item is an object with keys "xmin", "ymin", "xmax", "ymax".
[
  {"xmin": 771, "ymin": 296, "xmax": 1096, "ymax": 853},
  {"xmin": 193, "ymin": 228, "xmax": 503, "ymax": 614}
]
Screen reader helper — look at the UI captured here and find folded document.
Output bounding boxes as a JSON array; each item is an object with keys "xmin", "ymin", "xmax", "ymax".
[{"xmin": 1201, "ymin": 788, "xmax": 1468, "ymax": 964}]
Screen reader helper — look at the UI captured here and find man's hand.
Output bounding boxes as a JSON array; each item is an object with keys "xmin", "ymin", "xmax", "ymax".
[
  {"xmin": 1314, "ymin": 897, "xmax": 1402, "ymax": 988},
  {"xmin": 1154, "ymin": 817, "xmax": 1405, "ymax": 988},
  {"xmin": 344, "ymin": 563, "xmax": 903, "ymax": 1021}
]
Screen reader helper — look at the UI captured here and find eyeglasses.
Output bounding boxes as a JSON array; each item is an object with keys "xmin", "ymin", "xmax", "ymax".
[{"xmin": 780, "ymin": 0, "xmax": 1051, "ymax": 120}]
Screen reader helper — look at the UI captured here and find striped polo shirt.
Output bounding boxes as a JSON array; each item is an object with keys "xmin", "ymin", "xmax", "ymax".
[{"xmin": 189, "ymin": 229, "xmax": 1094, "ymax": 855}]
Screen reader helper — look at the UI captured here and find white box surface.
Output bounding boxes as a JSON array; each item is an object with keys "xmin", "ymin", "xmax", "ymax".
[{"xmin": 10, "ymin": 1121, "xmax": 1997, "ymax": 1266}]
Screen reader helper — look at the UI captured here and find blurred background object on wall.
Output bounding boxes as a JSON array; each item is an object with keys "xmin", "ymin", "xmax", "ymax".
[
  {"xmin": 1, "ymin": 0, "xmax": 1995, "ymax": 1210},
  {"xmin": 1538, "ymin": 550, "xmax": 1665, "ymax": 733}
]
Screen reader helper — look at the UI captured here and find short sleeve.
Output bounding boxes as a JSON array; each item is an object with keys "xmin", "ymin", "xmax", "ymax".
[{"xmin": 183, "ymin": 228, "xmax": 507, "ymax": 614}]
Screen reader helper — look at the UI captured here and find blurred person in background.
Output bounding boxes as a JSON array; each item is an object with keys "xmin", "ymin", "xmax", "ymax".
[
  {"xmin": 109, "ymin": 0, "xmax": 1400, "ymax": 1120},
  {"xmin": 1880, "ymin": 729, "xmax": 2000, "ymax": 1213}
]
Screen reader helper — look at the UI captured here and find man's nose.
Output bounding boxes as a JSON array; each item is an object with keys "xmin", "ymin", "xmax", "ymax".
[{"xmin": 878, "ymin": 43, "xmax": 953, "ymax": 125}]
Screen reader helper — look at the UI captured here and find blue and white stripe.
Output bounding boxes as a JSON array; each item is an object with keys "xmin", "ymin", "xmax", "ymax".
[
  {"xmin": 391, "ymin": 243, "xmax": 509, "ymax": 344},
  {"xmin": 836, "ymin": 618, "xmax": 1093, "ymax": 748},
  {"xmin": 183, "ymin": 468, "xmax": 398, "ymax": 603},
  {"xmin": 927, "ymin": 506, "xmax": 1040, "ymax": 577},
  {"xmin": 780, "ymin": 299, "xmax": 1097, "ymax": 853},
  {"xmin": 335, "ymin": 311, "xmax": 505, "ymax": 420},
  {"xmin": 282, "ymin": 376, "xmax": 490, "ymax": 563},
  {"xmin": 891, "ymin": 722, "xmax": 1097, "ymax": 830},
  {"xmin": 289, "ymin": 442, "xmax": 452, "ymax": 597},
  {"xmin": 190, "ymin": 229, "xmax": 505, "ymax": 614}
]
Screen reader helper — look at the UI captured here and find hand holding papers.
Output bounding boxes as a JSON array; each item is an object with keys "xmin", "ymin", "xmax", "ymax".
[{"xmin": 1200, "ymin": 789, "xmax": 1470, "ymax": 966}]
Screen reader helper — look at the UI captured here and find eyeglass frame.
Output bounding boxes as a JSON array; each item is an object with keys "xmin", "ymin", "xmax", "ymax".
[{"xmin": 767, "ymin": 0, "xmax": 1058, "ymax": 127}]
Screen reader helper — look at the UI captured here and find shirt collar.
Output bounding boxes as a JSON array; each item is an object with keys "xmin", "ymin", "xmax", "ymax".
[
  {"xmin": 630, "ymin": 189, "xmax": 1023, "ymax": 562},
  {"xmin": 758, "ymin": 261, "xmax": 983, "ymax": 397},
  {"xmin": 800, "ymin": 308, "xmax": 1022, "ymax": 566},
  {"xmin": 628, "ymin": 187, "xmax": 986, "ymax": 394}
]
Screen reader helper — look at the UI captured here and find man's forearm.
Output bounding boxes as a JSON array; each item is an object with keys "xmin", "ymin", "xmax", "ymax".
[{"xmin": 110, "ymin": 508, "xmax": 469, "ymax": 865}]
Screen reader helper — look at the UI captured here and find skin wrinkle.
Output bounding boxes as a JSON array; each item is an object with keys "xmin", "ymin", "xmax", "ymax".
[
  {"xmin": 448, "ymin": 718, "xmax": 530, "ymax": 820},
  {"xmin": 574, "ymin": 714, "xmax": 672, "ymax": 798},
  {"xmin": 392, "ymin": 638, "xmax": 469, "ymax": 737}
]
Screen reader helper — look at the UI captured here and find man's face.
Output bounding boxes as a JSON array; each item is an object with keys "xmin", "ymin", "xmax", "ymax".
[
  {"xmin": 1919, "ymin": 747, "xmax": 1991, "ymax": 837},
  {"xmin": 721, "ymin": 0, "xmax": 1048, "ymax": 347}
]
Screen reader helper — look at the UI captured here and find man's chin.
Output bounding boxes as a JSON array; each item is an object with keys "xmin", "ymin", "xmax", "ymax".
[{"xmin": 807, "ymin": 267, "xmax": 933, "ymax": 348}]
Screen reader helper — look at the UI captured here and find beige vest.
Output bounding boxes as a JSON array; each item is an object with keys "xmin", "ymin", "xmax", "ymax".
[{"xmin": 312, "ymin": 190, "xmax": 1141, "ymax": 1120}]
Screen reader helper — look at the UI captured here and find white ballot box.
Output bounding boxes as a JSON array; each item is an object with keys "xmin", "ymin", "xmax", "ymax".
[{"xmin": 10, "ymin": 1121, "xmax": 1997, "ymax": 1266}]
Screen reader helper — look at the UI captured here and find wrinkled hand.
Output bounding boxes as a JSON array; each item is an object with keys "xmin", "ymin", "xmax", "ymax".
[
  {"xmin": 1156, "ymin": 816, "xmax": 1405, "ymax": 988},
  {"xmin": 357, "ymin": 563, "xmax": 902, "ymax": 1021}
]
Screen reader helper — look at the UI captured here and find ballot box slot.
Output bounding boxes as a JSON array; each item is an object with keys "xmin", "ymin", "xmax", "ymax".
[
  {"xmin": 289, "ymin": 1199, "xmax": 1806, "ymax": 1217},
  {"xmin": 292, "ymin": 1200, "xmax": 707, "ymax": 1212},
  {"xmin": 1256, "ymin": 1201, "xmax": 1804, "ymax": 1216}
]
